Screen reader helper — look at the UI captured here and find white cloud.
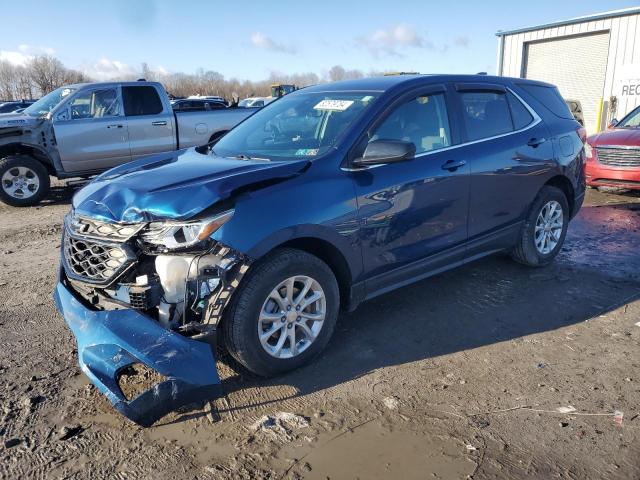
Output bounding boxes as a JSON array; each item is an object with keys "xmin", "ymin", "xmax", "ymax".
[
  {"xmin": 18, "ymin": 44, "xmax": 56, "ymax": 56},
  {"xmin": 0, "ymin": 45, "xmax": 56, "ymax": 66},
  {"xmin": 82, "ymin": 58, "xmax": 137, "ymax": 81},
  {"xmin": 356, "ymin": 24, "xmax": 432, "ymax": 57},
  {"xmin": 250, "ymin": 32, "xmax": 296, "ymax": 54}
]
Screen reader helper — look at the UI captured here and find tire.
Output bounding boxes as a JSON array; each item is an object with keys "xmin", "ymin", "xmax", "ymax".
[
  {"xmin": 511, "ymin": 185, "xmax": 569, "ymax": 267},
  {"xmin": 0, "ymin": 155, "xmax": 50, "ymax": 207},
  {"xmin": 222, "ymin": 248, "xmax": 340, "ymax": 377}
]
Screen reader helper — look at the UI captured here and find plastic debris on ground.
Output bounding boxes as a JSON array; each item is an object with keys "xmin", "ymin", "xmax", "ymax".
[
  {"xmin": 250, "ymin": 412, "xmax": 310, "ymax": 442},
  {"xmin": 556, "ymin": 406, "xmax": 577, "ymax": 414},
  {"xmin": 614, "ymin": 411, "xmax": 624, "ymax": 426},
  {"xmin": 382, "ymin": 396, "xmax": 400, "ymax": 410}
]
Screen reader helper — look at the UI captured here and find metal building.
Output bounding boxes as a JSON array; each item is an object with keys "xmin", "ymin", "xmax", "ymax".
[{"xmin": 496, "ymin": 7, "xmax": 640, "ymax": 134}]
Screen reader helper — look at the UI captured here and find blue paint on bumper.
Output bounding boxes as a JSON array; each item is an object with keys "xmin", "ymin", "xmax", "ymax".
[{"xmin": 53, "ymin": 281, "xmax": 221, "ymax": 426}]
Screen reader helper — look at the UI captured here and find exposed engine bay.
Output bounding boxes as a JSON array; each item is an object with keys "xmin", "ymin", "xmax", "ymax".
[{"xmin": 61, "ymin": 211, "xmax": 251, "ymax": 342}]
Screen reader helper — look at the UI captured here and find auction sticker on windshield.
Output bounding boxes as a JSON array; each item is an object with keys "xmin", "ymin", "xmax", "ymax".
[{"xmin": 314, "ymin": 99, "xmax": 354, "ymax": 111}]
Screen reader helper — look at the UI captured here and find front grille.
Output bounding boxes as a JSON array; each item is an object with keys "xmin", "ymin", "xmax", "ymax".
[
  {"xmin": 63, "ymin": 233, "xmax": 132, "ymax": 284},
  {"xmin": 596, "ymin": 147, "xmax": 640, "ymax": 167}
]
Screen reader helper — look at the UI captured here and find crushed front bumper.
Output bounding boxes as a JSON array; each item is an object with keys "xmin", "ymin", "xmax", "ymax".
[{"xmin": 53, "ymin": 280, "xmax": 222, "ymax": 427}]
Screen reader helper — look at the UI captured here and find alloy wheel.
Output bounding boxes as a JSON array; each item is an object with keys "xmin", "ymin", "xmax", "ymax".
[
  {"xmin": 257, "ymin": 275, "xmax": 326, "ymax": 359},
  {"xmin": 534, "ymin": 200, "xmax": 563, "ymax": 254}
]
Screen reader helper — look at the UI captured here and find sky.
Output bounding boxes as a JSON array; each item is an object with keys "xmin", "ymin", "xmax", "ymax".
[{"xmin": 2, "ymin": 0, "xmax": 639, "ymax": 81}]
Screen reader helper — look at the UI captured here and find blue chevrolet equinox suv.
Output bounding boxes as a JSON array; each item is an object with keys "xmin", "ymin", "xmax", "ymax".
[{"xmin": 55, "ymin": 75, "xmax": 586, "ymax": 425}]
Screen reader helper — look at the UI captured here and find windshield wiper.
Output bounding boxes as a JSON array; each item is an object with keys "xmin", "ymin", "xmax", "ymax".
[{"xmin": 232, "ymin": 154, "xmax": 271, "ymax": 162}]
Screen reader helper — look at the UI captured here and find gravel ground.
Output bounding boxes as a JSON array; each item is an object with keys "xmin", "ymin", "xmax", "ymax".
[{"xmin": 0, "ymin": 183, "xmax": 639, "ymax": 479}]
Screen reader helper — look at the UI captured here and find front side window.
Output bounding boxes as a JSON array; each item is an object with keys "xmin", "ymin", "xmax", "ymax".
[
  {"xmin": 122, "ymin": 86, "xmax": 163, "ymax": 116},
  {"xmin": 618, "ymin": 106, "xmax": 640, "ymax": 128},
  {"xmin": 369, "ymin": 93, "xmax": 451, "ymax": 154},
  {"xmin": 460, "ymin": 91, "xmax": 514, "ymax": 141},
  {"xmin": 213, "ymin": 91, "xmax": 380, "ymax": 160},
  {"xmin": 69, "ymin": 88, "xmax": 120, "ymax": 119}
]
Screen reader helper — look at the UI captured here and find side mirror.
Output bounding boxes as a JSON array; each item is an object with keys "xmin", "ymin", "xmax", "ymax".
[
  {"xmin": 608, "ymin": 118, "xmax": 619, "ymax": 129},
  {"xmin": 352, "ymin": 140, "xmax": 416, "ymax": 167},
  {"xmin": 55, "ymin": 110, "xmax": 70, "ymax": 122}
]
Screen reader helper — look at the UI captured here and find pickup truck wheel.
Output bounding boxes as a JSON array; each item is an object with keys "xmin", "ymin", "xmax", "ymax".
[
  {"xmin": 0, "ymin": 155, "xmax": 50, "ymax": 207},
  {"xmin": 222, "ymin": 248, "xmax": 339, "ymax": 377},
  {"xmin": 511, "ymin": 185, "xmax": 569, "ymax": 267}
]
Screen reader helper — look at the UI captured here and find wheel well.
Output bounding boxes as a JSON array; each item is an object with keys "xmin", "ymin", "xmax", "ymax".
[
  {"xmin": 278, "ymin": 237, "xmax": 352, "ymax": 310},
  {"xmin": 545, "ymin": 176, "xmax": 575, "ymax": 216},
  {"xmin": 0, "ymin": 144, "xmax": 55, "ymax": 175}
]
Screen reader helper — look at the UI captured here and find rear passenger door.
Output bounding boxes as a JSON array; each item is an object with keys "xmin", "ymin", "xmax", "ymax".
[
  {"xmin": 123, "ymin": 85, "xmax": 176, "ymax": 159},
  {"xmin": 452, "ymin": 83, "xmax": 554, "ymax": 251}
]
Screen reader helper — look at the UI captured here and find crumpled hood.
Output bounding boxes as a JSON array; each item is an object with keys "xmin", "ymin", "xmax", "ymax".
[
  {"xmin": 589, "ymin": 128, "xmax": 640, "ymax": 147},
  {"xmin": 72, "ymin": 148, "xmax": 310, "ymax": 223},
  {"xmin": 0, "ymin": 113, "xmax": 43, "ymax": 130}
]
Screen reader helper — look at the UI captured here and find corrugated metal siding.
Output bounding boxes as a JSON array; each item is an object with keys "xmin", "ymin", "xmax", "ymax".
[
  {"xmin": 524, "ymin": 33, "xmax": 609, "ymax": 133},
  {"xmin": 498, "ymin": 12, "xmax": 640, "ymax": 132}
]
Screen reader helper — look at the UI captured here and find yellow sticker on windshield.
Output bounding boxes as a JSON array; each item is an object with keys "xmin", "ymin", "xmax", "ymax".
[{"xmin": 314, "ymin": 99, "xmax": 354, "ymax": 111}]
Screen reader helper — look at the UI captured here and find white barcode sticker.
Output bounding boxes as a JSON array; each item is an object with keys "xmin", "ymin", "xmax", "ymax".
[{"xmin": 314, "ymin": 99, "xmax": 354, "ymax": 111}]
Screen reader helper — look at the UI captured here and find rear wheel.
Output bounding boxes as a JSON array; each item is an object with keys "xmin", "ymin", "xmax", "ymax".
[
  {"xmin": 511, "ymin": 185, "xmax": 569, "ymax": 267},
  {"xmin": 222, "ymin": 248, "xmax": 339, "ymax": 377},
  {"xmin": 0, "ymin": 155, "xmax": 50, "ymax": 207}
]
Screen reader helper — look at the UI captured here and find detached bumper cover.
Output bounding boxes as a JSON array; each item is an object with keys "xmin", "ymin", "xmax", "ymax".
[{"xmin": 53, "ymin": 281, "xmax": 221, "ymax": 426}]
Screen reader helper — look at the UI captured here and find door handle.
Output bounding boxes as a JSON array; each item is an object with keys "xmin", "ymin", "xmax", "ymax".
[
  {"xmin": 152, "ymin": 121, "xmax": 167, "ymax": 126},
  {"xmin": 441, "ymin": 159, "xmax": 467, "ymax": 172},
  {"xmin": 527, "ymin": 137, "xmax": 546, "ymax": 147},
  {"xmin": 107, "ymin": 124, "xmax": 123, "ymax": 129}
]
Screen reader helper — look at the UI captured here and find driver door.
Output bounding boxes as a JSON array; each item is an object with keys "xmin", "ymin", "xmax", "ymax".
[
  {"xmin": 54, "ymin": 87, "xmax": 131, "ymax": 173},
  {"xmin": 350, "ymin": 86, "xmax": 470, "ymax": 293}
]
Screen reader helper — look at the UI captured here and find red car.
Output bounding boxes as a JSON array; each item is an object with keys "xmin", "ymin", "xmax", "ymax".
[{"xmin": 585, "ymin": 105, "xmax": 640, "ymax": 190}]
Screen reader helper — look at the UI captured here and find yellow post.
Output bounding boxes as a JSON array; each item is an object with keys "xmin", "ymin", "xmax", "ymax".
[{"xmin": 595, "ymin": 97, "xmax": 603, "ymax": 132}]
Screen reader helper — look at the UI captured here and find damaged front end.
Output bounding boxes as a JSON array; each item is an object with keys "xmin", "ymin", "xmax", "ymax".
[{"xmin": 54, "ymin": 211, "xmax": 251, "ymax": 426}]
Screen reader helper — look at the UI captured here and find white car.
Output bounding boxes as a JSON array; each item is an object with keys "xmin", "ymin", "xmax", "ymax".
[{"xmin": 238, "ymin": 97, "xmax": 274, "ymax": 108}]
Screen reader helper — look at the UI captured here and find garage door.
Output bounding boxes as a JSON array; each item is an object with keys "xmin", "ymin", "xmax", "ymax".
[{"xmin": 524, "ymin": 32, "xmax": 609, "ymax": 134}]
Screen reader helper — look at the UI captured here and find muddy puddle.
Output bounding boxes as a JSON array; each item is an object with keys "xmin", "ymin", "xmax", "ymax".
[
  {"xmin": 561, "ymin": 203, "xmax": 640, "ymax": 280},
  {"xmin": 279, "ymin": 418, "xmax": 476, "ymax": 479}
]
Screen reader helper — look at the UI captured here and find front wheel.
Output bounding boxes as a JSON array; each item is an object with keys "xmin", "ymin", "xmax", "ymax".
[
  {"xmin": 222, "ymin": 248, "xmax": 339, "ymax": 377},
  {"xmin": 0, "ymin": 155, "xmax": 50, "ymax": 207},
  {"xmin": 511, "ymin": 185, "xmax": 569, "ymax": 267}
]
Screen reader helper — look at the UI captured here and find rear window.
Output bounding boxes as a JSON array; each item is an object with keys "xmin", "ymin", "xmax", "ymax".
[
  {"xmin": 518, "ymin": 84, "xmax": 573, "ymax": 119},
  {"xmin": 122, "ymin": 86, "xmax": 163, "ymax": 116}
]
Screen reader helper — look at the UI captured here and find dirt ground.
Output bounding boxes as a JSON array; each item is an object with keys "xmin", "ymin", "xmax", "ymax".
[{"xmin": 1, "ymin": 183, "xmax": 639, "ymax": 479}]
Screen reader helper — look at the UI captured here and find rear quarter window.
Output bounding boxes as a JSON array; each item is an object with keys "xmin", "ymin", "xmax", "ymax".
[
  {"xmin": 506, "ymin": 92, "xmax": 534, "ymax": 130},
  {"xmin": 518, "ymin": 84, "xmax": 573, "ymax": 120}
]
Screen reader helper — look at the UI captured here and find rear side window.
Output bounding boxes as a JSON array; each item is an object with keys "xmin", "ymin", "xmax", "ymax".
[
  {"xmin": 460, "ymin": 91, "xmax": 513, "ymax": 141},
  {"xmin": 518, "ymin": 84, "xmax": 573, "ymax": 119},
  {"xmin": 122, "ymin": 86, "xmax": 163, "ymax": 116},
  {"xmin": 507, "ymin": 92, "xmax": 534, "ymax": 130}
]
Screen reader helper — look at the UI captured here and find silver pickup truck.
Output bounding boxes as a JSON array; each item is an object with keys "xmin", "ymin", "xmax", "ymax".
[{"xmin": 0, "ymin": 81, "xmax": 255, "ymax": 206}]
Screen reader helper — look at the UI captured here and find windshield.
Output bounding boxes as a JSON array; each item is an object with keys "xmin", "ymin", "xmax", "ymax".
[
  {"xmin": 213, "ymin": 91, "xmax": 380, "ymax": 160},
  {"xmin": 23, "ymin": 87, "xmax": 76, "ymax": 117},
  {"xmin": 618, "ymin": 106, "xmax": 640, "ymax": 128}
]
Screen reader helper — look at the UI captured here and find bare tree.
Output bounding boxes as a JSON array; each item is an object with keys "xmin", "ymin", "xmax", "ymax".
[{"xmin": 0, "ymin": 54, "xmax": 395, "ymax": 102}]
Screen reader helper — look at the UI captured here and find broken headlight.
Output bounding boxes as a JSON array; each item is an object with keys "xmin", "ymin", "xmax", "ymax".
[{"xmin": 140, "ymin": 210, "xmax": 234, "ymax": 251}]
